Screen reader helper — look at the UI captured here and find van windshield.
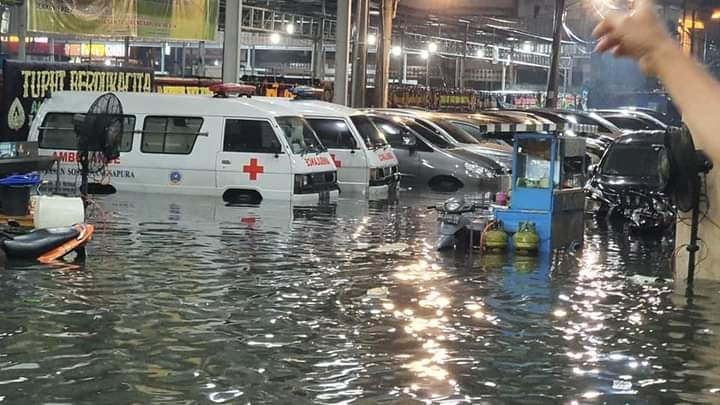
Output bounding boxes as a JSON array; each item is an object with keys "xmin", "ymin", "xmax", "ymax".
[
  {"xmin": 276, "ymin": 116, "xmax": 326, "ymax": 155},
  {"xmin": 350, "ymin": 115, "xmax": 388, "ymax": 149}
]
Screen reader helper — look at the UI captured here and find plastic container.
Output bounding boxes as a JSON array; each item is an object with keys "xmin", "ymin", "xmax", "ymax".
[
  {"xmin": 33, "ymin": 196, "xmax": 85, "ymax": 229},
  {"xmin": 0, "ymin": 173, "xmax": 41, "ymax": 216}
]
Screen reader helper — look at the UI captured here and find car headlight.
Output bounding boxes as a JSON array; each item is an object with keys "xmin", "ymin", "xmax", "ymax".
[
  {"xmin": 444, "ymin": 201, "xmax": 462, "ymax": 212},
  {"xmin": 464, "ymin": 162, "xmax": 494, "ymax": 178}
]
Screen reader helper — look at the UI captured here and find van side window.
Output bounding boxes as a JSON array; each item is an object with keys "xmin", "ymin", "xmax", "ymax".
[
  {"xmin": 142, "ymin": 116, "xmax": 203, "ymax": 154},
  {"xmin": 223, "ymin": 119, "xmax": 281, "ymax": 153},
  {"xmin": 305, "ymin": 119, "xmax": 357, "ymax": 149},
  {"xmin": 39, "ymin": 113, "xmax": 135, "ymax": 152}
]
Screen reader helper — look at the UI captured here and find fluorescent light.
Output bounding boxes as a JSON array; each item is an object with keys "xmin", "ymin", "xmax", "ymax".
[
  {"xmin": 428, "ymin": 42, "xmax": 437, "ymax": 53},
  {"xmin": 420, "ymin": 50, "xmax": 429, "ymax": 59},
  {"xmin": 369, "ymin": 10, "xmax": 380, "ymax": 15},
  {"xmin": 285, "ymin": 23, "xmax": 295, "ymax": 34},
  {"xmin": 476, "ymin": 48, "xmax": 484, "ymax": 58},
  {"xmin": 367, "ymin": 34, "xmax": 376, "ymax": 46},
  {"xmin": 391, "ymin": 46, "xmax": 402, "ymax": 56},
  {"xmin": 270, "ymin": 32, "xmax": 280, "ymax": 44}
]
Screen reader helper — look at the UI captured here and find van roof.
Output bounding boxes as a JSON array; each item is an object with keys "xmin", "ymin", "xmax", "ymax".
[
  {"xmin": 42, "ymin": 91, "xmax": 305, "ymax": 118},
  {"xmin": 253, "ymin": 97, "xmax": 361, "ymax": 118}
]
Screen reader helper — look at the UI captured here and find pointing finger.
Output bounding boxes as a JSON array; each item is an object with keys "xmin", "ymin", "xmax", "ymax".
[{"xmin": 594, "ymin": 36, "xmax": 620, "ymax": 53}]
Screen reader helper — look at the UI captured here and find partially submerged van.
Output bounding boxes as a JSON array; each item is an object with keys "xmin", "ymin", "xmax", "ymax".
[
  {"xmin": 28, "ymin": 91, "xmax": 339, "ymax": 204},
  {"xmin": 255, "ymin": 98, "xmax": 400, "ymax": 199}
]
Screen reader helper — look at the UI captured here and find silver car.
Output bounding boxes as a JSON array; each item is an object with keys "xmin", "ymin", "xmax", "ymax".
[
  {"xmin": 370, "ymin": 109, "xmax": 514, "ymax": 173},
  {"xmin": 368, "ymin": 113, "xmax": 509, "ymax": 193}
]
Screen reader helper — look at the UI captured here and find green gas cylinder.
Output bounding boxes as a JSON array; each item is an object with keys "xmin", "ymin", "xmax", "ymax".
[
  {"xmin": 482, "ymin": 221, "xmax": 508, "ymax": 251},
  {"xmin": 513, "ymin": 221, "xmax": 540, "ymax": 253}
]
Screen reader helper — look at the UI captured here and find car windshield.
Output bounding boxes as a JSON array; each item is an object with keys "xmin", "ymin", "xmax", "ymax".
[
  {"xmin": 276, "ymin": 116, "xmax": 326, "ymax": 155},
  {"xmin": 406, "ymin": 120, "xmax": 453, "ymax": 148},
  {"xmin": 350, "ymin": 115, "xmax": 388, "ymax": 148},
  {"xmin": 431, "ymin": 118, "xmax": 480, "ymax": 144},
  {"xmin": 601, "ymin": 144, "xmax": 667, "ymax": 177}
]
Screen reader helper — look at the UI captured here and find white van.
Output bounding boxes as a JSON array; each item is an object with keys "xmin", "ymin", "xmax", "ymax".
[
  {"xmin": 254, "ymin": 98, "xmax": 400, "ymax": 199},
  {"xmin": 27, "ymin": 91, "xmax": 339, "ymax": 204}
]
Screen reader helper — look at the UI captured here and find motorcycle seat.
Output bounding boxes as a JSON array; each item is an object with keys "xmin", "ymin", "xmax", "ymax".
[{"xmin": 2, "ymin": 227, "xmax": 80, "ymax": 259}]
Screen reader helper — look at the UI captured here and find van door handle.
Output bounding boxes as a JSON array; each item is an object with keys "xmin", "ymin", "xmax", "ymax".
[{"xmin": 222, "ymin": 159, "xmax": 231, "ymax": 164}]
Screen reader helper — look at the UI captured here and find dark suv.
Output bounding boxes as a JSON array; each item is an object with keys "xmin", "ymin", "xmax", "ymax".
[{"xmin": 585, "ymin": 131, "xmax": 674, "ymax": 231}]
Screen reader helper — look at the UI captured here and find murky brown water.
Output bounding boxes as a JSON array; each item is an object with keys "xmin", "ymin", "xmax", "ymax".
[{"xmin": 1, "ymin": 192, "xmax": 719, "ymax": 404}]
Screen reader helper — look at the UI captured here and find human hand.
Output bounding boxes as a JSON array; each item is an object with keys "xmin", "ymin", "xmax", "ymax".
[{"xmin": 592, "ymin": 0, "xmax": 677, "ymax": 75}]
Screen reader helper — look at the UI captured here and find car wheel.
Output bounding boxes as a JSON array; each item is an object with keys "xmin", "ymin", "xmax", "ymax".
[{"xmin": 429, "ymin": 176, "xmax": 463, "ymax": 193}]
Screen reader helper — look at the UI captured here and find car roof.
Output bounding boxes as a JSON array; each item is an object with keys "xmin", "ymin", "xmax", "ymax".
[
  {"xmin": 613, "ymin": 130, "xmax": 667, "ymax": 145},
  {"xmin": 42, "ymin": 91, "xmax": 303, "ymax": 118}
]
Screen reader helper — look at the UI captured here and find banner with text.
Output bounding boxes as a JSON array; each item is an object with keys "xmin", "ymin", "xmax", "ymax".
[
  {"xmin": 2, "ymin": 60, "xmax": 154, "ymax": 141},
  {"xmin": 28, "ymin": 0, "xmax": 219, "ymax": 41}
]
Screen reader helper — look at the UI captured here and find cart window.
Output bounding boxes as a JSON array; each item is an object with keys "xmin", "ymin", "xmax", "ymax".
[
  {"xmin": 223, "ymin": 119, "xmax": 281, "ymax": 154},
  {"xmin": 306, "ymin": 118, "xmax": 358, "ymax": 149},
  {"xmin": 39, "ymin": 113, "xmax": 135, "ymax": 152},
  {"xmin": 142, "ymin": 116, "xmax": 203, "ymax": 154},
  {"xmin": 516, "ymin": 138, "xmax": 552, "ymax": 189}
]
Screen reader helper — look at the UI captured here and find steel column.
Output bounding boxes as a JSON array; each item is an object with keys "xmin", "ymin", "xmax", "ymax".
[
  {"xmin": 223, "ymin": 0, "xmax": 242, "ymax": 82},
  {"xmin": 334, "ymin": 0, "xmax": 352, "ymax": 105}
]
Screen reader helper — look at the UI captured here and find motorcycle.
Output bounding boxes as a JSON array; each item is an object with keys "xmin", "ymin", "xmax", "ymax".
[
  {"xmin": 432, "ymin": 196, "xmax": 492, "ymax": 250},
  {"xmin": 1, "ymin": 223, "xmax": 95, "ymax": 264}
]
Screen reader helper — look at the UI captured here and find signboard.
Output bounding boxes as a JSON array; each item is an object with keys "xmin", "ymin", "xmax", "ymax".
[
  {"xmin": 28, "ymin": 0, "xmax": 219, "ymax": 41},
  {"xmin": 1, "ymin": 60, "xmax": 154, "ymax": 141}
]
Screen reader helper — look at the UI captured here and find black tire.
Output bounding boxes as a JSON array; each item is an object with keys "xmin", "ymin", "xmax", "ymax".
[
  {"xmin": 429, "ymin": 176, "xmax": 463, "ymax": 193},
  {"xmin": 223, "ymin": 189, "xmax": 263, "ymax": 205}
]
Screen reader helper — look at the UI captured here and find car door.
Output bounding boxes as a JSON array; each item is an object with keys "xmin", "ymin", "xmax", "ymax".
[
  {"xmin": 216, "ymin": 118, "xmax": 291, "ymax": 198},
  {"xmin": 370, "ymin": 116, "xmax": 421, "ymax": 180},
  {"xmin": 306, "ymin": 117, "xmax": 368, "ymax": 188}
]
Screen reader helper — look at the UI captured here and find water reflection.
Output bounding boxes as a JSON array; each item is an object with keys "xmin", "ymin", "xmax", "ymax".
[{"xmin": 0, "ymin": 192, "xmax": 718, "ymax": 403}]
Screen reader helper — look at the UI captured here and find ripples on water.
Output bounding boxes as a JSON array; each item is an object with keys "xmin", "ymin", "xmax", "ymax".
[{"xmin": 1, "ymin": 192, "xmax": 720, "ymax": 404}]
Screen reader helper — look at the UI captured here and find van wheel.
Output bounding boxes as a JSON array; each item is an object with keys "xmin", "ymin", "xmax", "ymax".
[
  {"xmin": 429, "ymin": 176, "xmax": 463, "ymax": 193},
  {"xmin": 223, "ymin": 189, "xmax": 262, "ymax": 205}
]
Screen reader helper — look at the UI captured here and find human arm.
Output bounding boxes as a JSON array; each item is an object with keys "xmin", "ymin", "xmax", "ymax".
[{"xmin": 593, "ymin": 0, "xmax": 720, "ymax": 163}]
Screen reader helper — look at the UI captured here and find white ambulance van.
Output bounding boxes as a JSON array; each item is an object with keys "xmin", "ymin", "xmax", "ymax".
[
  {"xmin": 27, "ymin": 91, "xmax": 339, "ymax": 204},
  {"xmin": 254, "ymin": 97, "xmax": 400, "ymax": 199}
]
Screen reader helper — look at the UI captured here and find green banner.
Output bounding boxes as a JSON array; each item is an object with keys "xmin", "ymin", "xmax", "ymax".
[{"xmin": 28, "ymin": 0, "xmax": 218, "ymax": 41}]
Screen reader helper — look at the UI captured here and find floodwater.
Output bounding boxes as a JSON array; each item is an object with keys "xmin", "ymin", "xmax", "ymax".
[{"xmin": 1, "ymin": 191, "xmax": 720, "ymax": 404}]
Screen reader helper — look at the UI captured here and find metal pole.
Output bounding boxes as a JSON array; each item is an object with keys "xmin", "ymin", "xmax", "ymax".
[
  {"xmin": 351, "ymin": 0, "xmax": 368, "ymax": 107},
  {"xmin": 124, "ymin": 36, "xmax": 130, "ymax": 65},
  {"xmin": 334, "ymin": 0, "xmax": 352, "ymax": 105},
  {"xmin": 160, "ymin": 44, "xmax": 166, "ymax": 73},
  {"xmin": 402, "ymin": 51, "xmax": 407, "ymax": 84},
  {"xmin": 181, "ymin": 42, "xmax": 186, "ymax": 77},
  {"xmin": 690, "ymin": 8, "xmax": 696, "ymax": 57},
  {"xmin": 89, "ymin": 39, "xmax": 93, "ymax": 64},
  {"xmin": 501, "ymin": 64, "xmax": 506, "ymax": 91},
  {"xmin": 374, "ymin": 0, "xmax": 395, "ymax": 107},
  {"xmin": 222, "ymin": 0, "xmax": 242, "ymax": 82},
  {"xmin": 681, "ymin": 0, "xmax": 687, "ymax": 53},
  {"xmin": 199, "ymin": 41, "xmax": 206, "ymax": 77},
  {"xmin": 49, "ymin": 38, "xmax": 54, "ymax": 62},
  {"xmin": 461, "ymin": 22, "xmax": 468, "ymax": 90},
  {"xmin": 426, "ymin": 54, "xmax": 430, "ymax": 88},
  {"xmin": 545, "ymin": 0, "xmax": 565, "ymax": 108},
  {"xmin": 17, "ymin": 1, "xmax": 26, "ymax": 61}
]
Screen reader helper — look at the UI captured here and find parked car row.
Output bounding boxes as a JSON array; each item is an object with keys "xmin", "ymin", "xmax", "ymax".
[{"xmin": 31, "ymin": 86, "xmax": 679, "ymax": 204}]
